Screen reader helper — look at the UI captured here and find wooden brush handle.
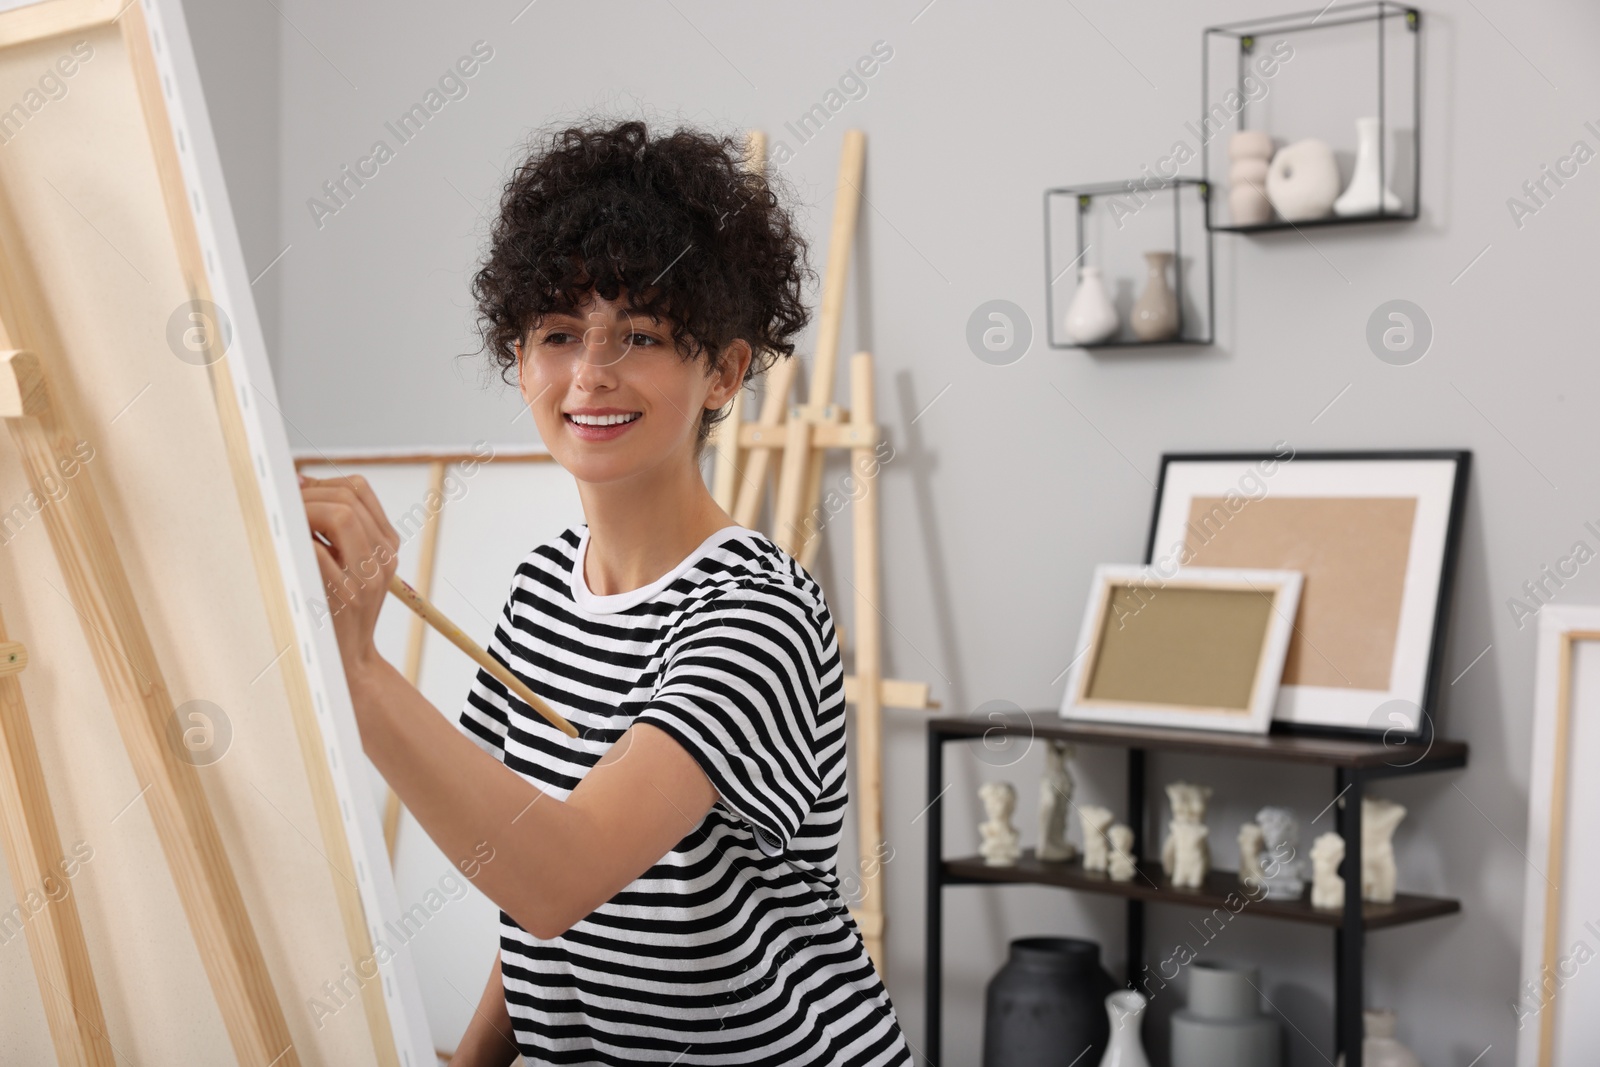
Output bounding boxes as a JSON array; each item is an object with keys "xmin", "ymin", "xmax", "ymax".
[{"xmin": 387, "ymin": 575, "xmax": 579, "ymax": 738}]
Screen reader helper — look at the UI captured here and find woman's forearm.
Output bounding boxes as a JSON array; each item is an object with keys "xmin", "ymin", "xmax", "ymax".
[{"xmin": 346, "ymin": 655, "xmax": 598, "ymax": 937}]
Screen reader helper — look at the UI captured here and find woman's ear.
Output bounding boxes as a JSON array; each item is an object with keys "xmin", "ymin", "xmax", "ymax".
[{"xmin": 705, "ymin": 339, "xmax": 753, "ymax": 410}]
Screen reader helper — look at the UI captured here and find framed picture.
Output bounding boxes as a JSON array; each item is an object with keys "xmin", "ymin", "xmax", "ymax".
[
  {"xmin": 1517, "ymin": 605, "xmax": 1600, "ymax": 1065},
  {"xmin": 1143, "ymin": 449, "xmax": 1471, "ymax": 737},
  {"xmin": 1060, "ymin": 564, "xmax": 1304, "ymax": 734}
]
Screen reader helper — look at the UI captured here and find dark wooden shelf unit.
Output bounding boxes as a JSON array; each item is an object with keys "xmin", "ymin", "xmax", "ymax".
[{"xmin": 924, "ymin": 710, "xmax": 1469, "ymax": 1067}]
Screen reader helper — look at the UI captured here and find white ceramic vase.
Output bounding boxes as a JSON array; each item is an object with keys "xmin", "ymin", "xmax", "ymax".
[
  {"xmin": 1227, "ymin": 130, "xmax": 1274, "ymax": 225},
  {"xmin": 1334, "ymin": 1010, "xmax": 1421, "ymax": 1067},
  {"xmin": 1334, "ymin": 116, "xmax": 1401, "ymax": 216},
  {"xmin": 1063, "ymin": 266, "xmax": 1119, "ymax": 345},
  {"xmin": 1098, "ymin": 990, "xmax": 1151, "ymax": 1067},
  {"xmin": 1265, "ymin": 139, "xmax": 1340, "ymax": 221}
]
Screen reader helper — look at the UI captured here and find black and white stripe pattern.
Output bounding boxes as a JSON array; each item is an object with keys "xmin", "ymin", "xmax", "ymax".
[{"xmin": 457, "ymin": 524, "xmax": 911, "ymax": 1065}]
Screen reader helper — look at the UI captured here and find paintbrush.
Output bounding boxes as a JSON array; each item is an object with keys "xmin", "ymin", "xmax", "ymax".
[
  {"xmin": 386, "ymin": 575, "xmax": 579, "ymax": 738},
  {"xmin": 308, "ymin": 529, "xmax": 578, "ymax": 737}
]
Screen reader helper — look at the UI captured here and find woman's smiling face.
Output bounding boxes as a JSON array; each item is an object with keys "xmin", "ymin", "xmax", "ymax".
[{"xmin": 517, "ymin": 289, "xmax": 747, "ymax": 485}]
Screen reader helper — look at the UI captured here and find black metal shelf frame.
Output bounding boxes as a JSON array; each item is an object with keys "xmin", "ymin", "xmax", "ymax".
[
  {"xmin": 922, "ymin": 714, "xmax": 1468, "ymax": 1067},
  {"xmin": 1201, "ymin": 2, "xmax": 1421, "ymax": 233},
  {"xmin": 1043, "ymin": 178, "xmax": 1215, "ymax": 350}
]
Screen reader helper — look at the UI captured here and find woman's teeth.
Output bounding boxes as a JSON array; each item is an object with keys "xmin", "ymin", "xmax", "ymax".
[{"xmin": 569, "ymin": 413, "xmax": 641, "ymax": 426}]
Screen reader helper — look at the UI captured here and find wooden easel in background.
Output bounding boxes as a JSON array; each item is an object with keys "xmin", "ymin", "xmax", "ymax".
[{"xmin": 707, "ymin": 129, "xmax": 937, "ymax": 975}]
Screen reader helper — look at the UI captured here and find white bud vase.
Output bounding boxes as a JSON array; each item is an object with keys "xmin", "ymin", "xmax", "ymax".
[
  {"xmin": 1334, "ymin": 1010, "xmax": 1421, "ymax": 1067},
  {"xmin": 1063, "ymin": 266, "xmax": 1120, "ymax": 345},
  {"xmin": 1098, "ymin": 990, "xmax": 1151, "ymax": 1067},
  {"xmin": 1333, "ymin": 116, "xmax": 1402, "ymax": 216}
]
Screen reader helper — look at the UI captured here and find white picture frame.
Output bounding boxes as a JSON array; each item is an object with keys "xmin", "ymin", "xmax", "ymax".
[
  {"xmin": 1516, "ymin": 604, "xmax": 1600, "ymax": 1065},
  {"xmin": 1060, "ymin": 564, "xmax": 1303, "ymax": 735},
  {"xmin": 1145, "ymin": 450, "xmax": 1470, "ymax": 736}
]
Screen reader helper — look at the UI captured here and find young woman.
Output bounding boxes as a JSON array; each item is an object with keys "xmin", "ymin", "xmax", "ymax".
[{"xmin": 300, "ymin": 119, "xmax": 912, "ymax": 1066}]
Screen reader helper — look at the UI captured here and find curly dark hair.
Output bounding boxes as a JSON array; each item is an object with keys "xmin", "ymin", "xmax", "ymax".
[{"xmin": 471, "ymin": 117, "xmax": 814, "ymax": 447}]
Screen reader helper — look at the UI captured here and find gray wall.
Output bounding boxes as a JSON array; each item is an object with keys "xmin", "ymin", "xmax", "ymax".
[{"xmin": 189, "ymin": 1, "xmax": 1600, "ymax": 1062}]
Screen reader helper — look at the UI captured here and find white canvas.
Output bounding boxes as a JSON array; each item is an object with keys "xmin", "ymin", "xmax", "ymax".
[{"xmin": 1516, "ymin": 605, "xmax": 1600, "ymax": 1065}]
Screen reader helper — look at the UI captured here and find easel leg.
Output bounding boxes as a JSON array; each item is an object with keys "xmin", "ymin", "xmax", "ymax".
[
  {"xmin": 0, "ymin": 629, "xmax": 117, "ymax": 1066},
  {"xmin": 849, "ymin": 354, "xmax": 887, "ymax": 974},
  {"xmin": 386, "ymin": 459, "xmax": 450, "ymax": 860}
]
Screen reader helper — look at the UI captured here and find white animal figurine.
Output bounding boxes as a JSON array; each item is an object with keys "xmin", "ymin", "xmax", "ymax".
[
  {"xmin": 1107, "ymin": 824, "xmax": 1136, "ymax": 882},
  {"xmin": 1035, "ymin": 740, "xmax": 1077, "ymax": 862},
  {"xmin": 1079, "ymin": 805, "xmax": 1115, "ymax": 873},
  {"xmin": 978, "ymin": 781, "xmax": 1021, "ymax": 866},
  {"xmin": 1256, "ymin": 805, "xmax": 1306, "ymax": 900},
  {"xmin": 1362, "ymin": 797, "xmax": 1408, "ymax": 903},
  {"xmin": 1237, "ymin": 822, "xmax": 1266, "ymax": 888},
  {"xmin": 1168, "ymin": 822, "xmax": 1209, "ymax": 889},
  {"xmin": 1161, "ymin": 781, "xmax": 1213, "ymax": 879},
  {"xmin": 1310, "ymin": 832, "xmax": 1346, "ymax": 910}
]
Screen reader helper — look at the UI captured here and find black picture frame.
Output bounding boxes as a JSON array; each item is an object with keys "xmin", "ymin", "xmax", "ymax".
[{"xmin": 1142, "ymin": 449, "xmax": 1471, "ymax": 741}]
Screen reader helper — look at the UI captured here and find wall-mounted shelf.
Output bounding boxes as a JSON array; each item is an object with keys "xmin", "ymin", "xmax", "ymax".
[
  {"xmin": 1202, "ymin": 2, "xmax": 1421, "ymax": 233},
  {"xmin": 1044, "ymin": 178, "xmax": 1214, "ymax": 349},
  {"xmin": 922, "ymin": 710, "xmax": 1468, "ymax": 1067}
]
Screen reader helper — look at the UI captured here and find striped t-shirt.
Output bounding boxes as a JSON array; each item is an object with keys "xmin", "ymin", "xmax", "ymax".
[{"xmin": 456, "ymin": 522, "xmax": 912, "ymax": 1066}]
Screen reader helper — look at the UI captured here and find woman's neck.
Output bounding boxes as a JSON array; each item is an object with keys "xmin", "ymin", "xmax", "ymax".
[{"xmin": 577, "ymin": 455, "xmax": 736, "ymax": 596}]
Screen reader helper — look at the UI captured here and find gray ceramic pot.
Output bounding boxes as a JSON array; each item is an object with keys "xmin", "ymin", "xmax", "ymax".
[
  {"xmin": 1171, "ymin": 961, "xmax": 1280, "ymax": 1067},
  {"xmin": 982, "ymin": 937, "xmax": 1116, "ymax": 1067}
]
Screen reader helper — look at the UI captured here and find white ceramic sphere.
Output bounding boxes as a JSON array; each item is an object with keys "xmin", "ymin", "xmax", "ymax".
[{"xmin": 1265, "ymin": 139, "xmax": 1340, "ymax": 221}]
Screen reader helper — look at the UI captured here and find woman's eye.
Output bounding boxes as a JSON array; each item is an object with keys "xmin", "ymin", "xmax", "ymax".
[{"xmin": 628, "ymin": 333, "xmax": 659, "ymax": 347}]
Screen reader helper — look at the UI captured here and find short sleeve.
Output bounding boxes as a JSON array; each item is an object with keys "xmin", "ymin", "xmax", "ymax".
[
  {"xmin": 635, "ymin": 582, "xmax": 832, "ymax": 857},
  {"xmin": 456, "ymin": 586, "xmax": 519, "ymax": 760}
]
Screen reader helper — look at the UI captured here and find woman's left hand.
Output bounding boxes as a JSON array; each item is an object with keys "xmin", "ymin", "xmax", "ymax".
[{"xmin": 299, "ymin": 472, "xmax": 402, "ymax": 685}]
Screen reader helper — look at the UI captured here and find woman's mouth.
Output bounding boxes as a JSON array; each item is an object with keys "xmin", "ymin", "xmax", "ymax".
[{"xmin": 564, "ymin": 411, "xmax": 642, "ymax": 441}]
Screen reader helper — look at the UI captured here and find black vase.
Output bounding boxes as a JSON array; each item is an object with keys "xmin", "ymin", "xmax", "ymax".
[{"xmin": 982, "ymin": 936, "xmax": 1116, "ymax": 1067}]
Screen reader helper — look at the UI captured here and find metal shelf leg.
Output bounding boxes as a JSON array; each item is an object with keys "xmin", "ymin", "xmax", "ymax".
[{"xmin": 1335, "ymin": 769, "xmax": 1365, "ymax": 1067}]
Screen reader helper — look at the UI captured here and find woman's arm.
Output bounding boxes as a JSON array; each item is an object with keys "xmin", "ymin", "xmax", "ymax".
[
  {"xmin": 301, "ymin": 473, "xmax": 719, "ymax": 938},
  {"xmin": 447, "ymin": 955, "xmax": 518, "ymax": 1067},
  {"xmin": 351, "ymin": 655, "xmax": 716, "ymax": 937}
]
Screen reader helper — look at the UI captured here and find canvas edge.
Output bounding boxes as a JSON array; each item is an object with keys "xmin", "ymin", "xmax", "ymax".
[{"xmin": 129, "ymin": 0, "xmax": 433, "ymax": 1061}]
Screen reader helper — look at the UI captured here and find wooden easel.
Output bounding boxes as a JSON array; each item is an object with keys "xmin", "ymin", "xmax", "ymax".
[
  {"xmin": 0, "ymin": 346, "xmax": 302, "ymax": 1066},
  {"xmin": 0, "ymin": 6, "xmax": 322, "ymax": 1061},
  {"xmin": 706, "ymin": 129, "xmax": 937, "ymax": 974}
]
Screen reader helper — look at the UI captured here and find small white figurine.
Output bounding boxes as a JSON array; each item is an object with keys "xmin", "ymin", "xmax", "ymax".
[
  {"xmin": 1237, "ymin": 822, "xmax": 1266, "ymax": 888},
  {"xmin": 1107, "ymin": 824, "xmax": 1136, "ymax": 882},
  {"xmin": 978, "ymin": 781, "xmax": 1021, "ymax": 867},
  {"xmin": 1168, "ymin": 822, "xmax": 1209, "ymax": 888},
  {"xmin": 1079, "ymin": 805, "xmax": 1115, "ymax": 872},
  {"xmin": 1310, "ymin": 832, "xmax": 1346, "ymax": 910},
  {"xmin": 1035, "ymin": 740, "xmax": 1077, "ymax": 862},
  {"xmin": 1256, "ymin": 805, "xmax": 1306, "ymax": 900},
  {"xmin": 1362, "ymin": 797, "xmax": 1408, "ymax": 903},
  {"xmin": 1161, "ymin": 781, "xmax": 1213, "ymax": 880}
]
